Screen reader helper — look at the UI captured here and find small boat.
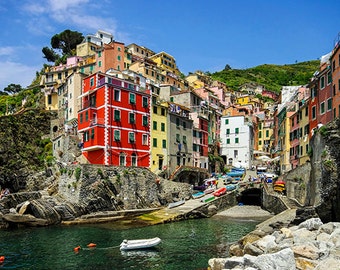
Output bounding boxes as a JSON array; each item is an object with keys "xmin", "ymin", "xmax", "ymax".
[
  {"xmin": 168, "ymin": 199, "xmax": 185, "ymax": 209},
  {"xmin": 192, "ymin": 191, "xmax": 205, "ymax": 199},
  {"xmin": 273, "ymin": 180, "xmax": 286, "ymax": 193},
  {"xmin": 213, "ymin": 187, "xmax": 227, "ymax": 197},
  {"xmin": 226, "ymin": 184, "xmax": 237, "ymax": 191},
  {"xmin": 200, "ymin": 195, "xmax": 215, "ymax": 203},
  {"xmin": 226, "ymin": 171, "xmax": 244, "ymax": 177},
  {"xmin": 204, "ymin": 187, "xmax": 215, "ymax": 194},
  {"xmin": 120, "ymin": 237, "xmax": 161, "ymax": 251}
]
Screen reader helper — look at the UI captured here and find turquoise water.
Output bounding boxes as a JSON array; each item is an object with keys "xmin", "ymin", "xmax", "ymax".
[{"xmin": 0, "ymin": 217, "xmax": 258, "ymax": 269}]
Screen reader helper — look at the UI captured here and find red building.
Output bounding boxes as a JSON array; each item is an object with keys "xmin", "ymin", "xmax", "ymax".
[
  {"xmin": 78, "ymin": 72, "xmax": 151, "ymax": 167},
  {"xmin": 331, "ymin": 39, "xmax": 340, "ymax": 118},
  {"xmin": 317, "ymin": 54, "xmax": 333, "ymax": 124}
]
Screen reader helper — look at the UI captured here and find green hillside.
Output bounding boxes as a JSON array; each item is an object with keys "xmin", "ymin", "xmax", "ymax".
[{"xmin": 210, "ymin": 60, "xmax": 320, "ymax": 92}]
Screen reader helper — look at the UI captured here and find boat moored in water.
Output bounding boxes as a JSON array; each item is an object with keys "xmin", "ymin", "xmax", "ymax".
[{"xmin": 120, "ymin": 237, "xmax": 161, "ymax": 251}]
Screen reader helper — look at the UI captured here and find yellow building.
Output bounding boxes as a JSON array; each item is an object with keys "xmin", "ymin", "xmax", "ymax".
[
  {"xmin": 149, "ymin": 51, "xmax": 180, "ymax": 76},
  {"xmin": 150, "ymin": 100, "xmax": 169, "ymax": 174},
  {"xmin": 298, "ymin": 99, "xmax": 310, "ymax": 165}
]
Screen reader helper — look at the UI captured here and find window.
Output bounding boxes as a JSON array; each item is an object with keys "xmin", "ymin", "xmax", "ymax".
[
  {"xmin": 226, "ymin": 138, "xmax": 230, "ymax": 144},
  {"xmin": 85, "ymin": 111, "xmax": 88, "ymax": 121},
  {"xmin": 91, "ymin": 129, "xmax": 95, "ymax": 139},
  {"xmin": 142, "ymin": 97, "xmax": 148, "ymax": 108},
  {"xmin": 142, "ymin": 115, "xmax": 148, "ymax": 126},
  {"xmin": 114, "ymin": 110, "xmax": 120, "ymax": 121},
  {"xmin": 235, "ymin": 138, "xmax": 239, "ymax": 143},
  {"xmin": 142, "ymin": 134, "xmax": 148, "ymax": 145},
  {"xmin": 161, "ymin": 108, "xmax": 165, "ymax": 116},
  {"xmin": 48, "ymin": 95, "xmax": 52, "ymax": 105},
  {"xmin": 83, "ymin": 131, "xmax": 89, "ymax": 142},
  {"xmin": 129, "ymin": 132, "xmax": 135, "ymax": 143},
  {"xmin": 183, "ymin": 121, "xmax": 187, "ymax": 129},
  {"xmin": 131, "ymin": 153, "xmax": 137, "ymax": 166},
  {"xmin": 234, "ymin": 150, "xmax": 238, "ymax": 158},
  {"xmin": 119, "ymin": 153, "xmax": 126, "ymax": 166},
  {"xmin": 80, "ymin": 113, "xmax": 83, "ymax": 123},
  {"xmin": 176, "ymin": 118, "xmax": 180, "ymax": 127},
  {"xmin": 98, "ymin": 51, "xmax": 101, "ymax": 57},
  {"xmin": 98, "ymin": 61, "xmax": 102, "ymax": 67},
  {"xmin": 259, "ymin": 131, "xmax": 262, "ymax": 138},
  {"xmin": 153, "ymin": 138, "xmax": 157, "ymax": 147},
  {"xmin": 320, "ymin": 76, "xmax": 325, "ymax": 89},
  {"xmin": 327, "ymin": 98, "xmax": 332, "ymax": 111},
  {"xmin": 305, "ymin": 107, "xmax": 308, "ymax": 117},
  {"xmin": 183, "ymin": 136, "xmax": 187, "ymax": 144},
  {"xmin": 226, "ymin": 129, "xmax": 230, "ymax": 135},
  {"xmin": 312, "ymin": 106, "xmax": 316, "ymax": 119},
  {"xmin": 153, "ymin": 121, "xmax": 157, "ymax": 130},
  {"xmin": 129, "ymin": 113, "xmax": 135, "ymax": 124},
  {"xmin": 114, "ymin": 89, "xmax": 121, "ymax": 101},
  {"xmin": 153, "ymin": 106, "xmax": 157, "ymax": 114},
  {"xmin": 225, "ymin": 119, "xmax": 229, "ymax": 124},
  {"xmin": 90, "ymin": 77, "xmax": 94, "ymax": 87},
  {"xmin": 161, "ymin": 123, "xmax": 165, "ymax": 131},
  {"xmin": 162, "ymin": 140, "xmax": 166, "ymax": 148},
  {"xmin": 114, "ymin": 130, "xmax": 120, "ymax": 141},
  {"xmin": 266, "ymin": 130, "xmax": 269, "ymax": 137},
  {"xmin": 193, "ymin": 144, "xmax": 197, "ymax": 151},
  {"xmin": 327, "ymin": 71, "xmax": 332, "ymax": 85},
  {"xmin": 235, "ymin": 128, "xmax": 239, "ymax": 134},
  {"xmin": 320, "ymin": 102, "xmax": 325, "ymax": 114},
  {"xmin": 129, "ymin": 93, "xmax": 136, "ymax": 104},
  {"xmin": 176, "ymin": 134, "xmax": 180, "ymax": 143},
  {"xmin": 117, "ymin": 55, "xmax": 121, "ymax": 61}
]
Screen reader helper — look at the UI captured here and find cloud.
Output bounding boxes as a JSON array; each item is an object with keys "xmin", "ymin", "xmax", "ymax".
[
  {"xmin": 0, "ymin": 47, "xmax": 15, "ymax": 56},
  {"xmin": 0, "ymin": 61, "xmax": 41, "ymax": 90},
  {"xmin": 22, "ymin": 0, "xmax": 118, "ymax": 38}
]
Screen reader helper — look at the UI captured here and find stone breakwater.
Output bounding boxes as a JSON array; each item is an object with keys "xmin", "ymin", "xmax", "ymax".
[{"xmin": 208, "ymin": 215, "xmax": 340, "ymax": 270}]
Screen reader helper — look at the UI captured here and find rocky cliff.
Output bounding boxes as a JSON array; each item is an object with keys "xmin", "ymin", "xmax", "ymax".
[
  {"xmin": 0, "ymin": 164, "xmax": 192, "ymax": 228},
  {"xmin": 282, "ymin": 119, "xmax": 340, "ymax": 223}
]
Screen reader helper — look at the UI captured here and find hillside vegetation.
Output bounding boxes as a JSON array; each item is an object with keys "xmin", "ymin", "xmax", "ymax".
[{"xmin": 210, "ymin": 60, "xmax": 320, "ymax": 92}]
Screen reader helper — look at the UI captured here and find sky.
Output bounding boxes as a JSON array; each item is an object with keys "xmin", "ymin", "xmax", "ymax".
[{"xmin": 1, "ymin": 0, "xmax": 340, "ymax": 91}]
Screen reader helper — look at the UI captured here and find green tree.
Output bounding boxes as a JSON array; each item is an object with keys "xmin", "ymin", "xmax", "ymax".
[
  {"xmin": 42, "ymin": 29, "xmax": 84, "ymax": 63},
  {"xmin": 3, "ymin": 84, "xmax": 23, "ymax": 94}
]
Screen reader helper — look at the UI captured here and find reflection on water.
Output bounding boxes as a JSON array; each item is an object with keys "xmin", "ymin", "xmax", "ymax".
[{"xmin": 0, "ymin": 217, "xmax": 259, "ymax": 269}]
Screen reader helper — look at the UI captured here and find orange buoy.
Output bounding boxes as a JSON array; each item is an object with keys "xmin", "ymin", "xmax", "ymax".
[
  {"xmin": 87, "ymin": 243, "xmax": 97, "ymax": 248},
  {"xmin": 0, "ymin": 256, "xmax": 5, "ymax": 263},
  {"xmin": 73, "ymin": 246, "xmax": 81, "ymax": 252}
]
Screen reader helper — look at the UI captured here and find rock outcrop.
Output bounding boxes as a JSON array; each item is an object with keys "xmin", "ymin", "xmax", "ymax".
[
  {"xmin": 209, "ymin": 215, "xmax": 340, "ymax": 270},
  {"xmin": 0, "ymin": 165, "xmax": 193, "ymax": 228}
]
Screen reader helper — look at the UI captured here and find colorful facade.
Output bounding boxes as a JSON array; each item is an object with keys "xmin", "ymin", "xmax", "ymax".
[
  {"xmin": 78, "ymin": 72, "xmax": 151, "ymax": 167},
  {"xmin": 330, "ymin": 41, "xmax": 340, "ymax": 118}
]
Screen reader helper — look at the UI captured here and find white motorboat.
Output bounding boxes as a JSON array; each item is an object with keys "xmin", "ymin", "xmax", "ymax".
[{"xmin": 120, "ymin": 237, "xmax": 161, "ymax": 251}]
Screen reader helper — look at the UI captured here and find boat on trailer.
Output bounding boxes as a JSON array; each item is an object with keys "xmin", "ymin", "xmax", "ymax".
[{"xmin": 120, "ymin": 237, "xmax": 161, "ymax": 251}]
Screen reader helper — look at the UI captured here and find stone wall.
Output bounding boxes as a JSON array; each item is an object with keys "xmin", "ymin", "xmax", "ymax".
[
  {"xmin": 284, "ymin": 162, "xmax": 311, "ymax": 206},
  {"xmin": 262, "ymin": 184, "xmax": 288, "ymax": 214}
]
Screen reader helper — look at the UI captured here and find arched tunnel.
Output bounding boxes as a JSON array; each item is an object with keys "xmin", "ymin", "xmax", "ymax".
[{"xmin": 237, "ymin": 188, "xmax": 262, "ymax": 206}]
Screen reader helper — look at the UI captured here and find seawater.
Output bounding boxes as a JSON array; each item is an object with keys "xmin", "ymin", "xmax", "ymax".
[{"xmin": 0, "ymin": 216, "xmax": 259, "ymax": 270}]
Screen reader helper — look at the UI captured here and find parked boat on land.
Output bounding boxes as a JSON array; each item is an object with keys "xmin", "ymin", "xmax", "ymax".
[
  {"xmin": 204, "ymin": 187, "xmax": 215, "ymax": 194},
  {"xmin": 192, "ymin": 191, "xmax": 205, "ymax": 199},
  {"xmin": 120, "ymin": 237, "xmax": 161, "ymax": 251},
  {"xmin": 226, "ymin": 184, "xmax": 237, "ymax": 191},
  {"xmin": 200, "ymin": 195, "xmax": 215, "ymax": 203},
  {"xmin": 213, "ymin": 187, "xmax": 227, "ymax": 197},
  {"xmin": 168, "ymin": 199, "xmax": 185, "ymax": 209}
]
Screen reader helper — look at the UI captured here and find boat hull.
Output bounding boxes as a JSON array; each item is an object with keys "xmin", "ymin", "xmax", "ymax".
[{"xmin": 120, "ymin": 237, "xmax": 161, "ymax": 251}]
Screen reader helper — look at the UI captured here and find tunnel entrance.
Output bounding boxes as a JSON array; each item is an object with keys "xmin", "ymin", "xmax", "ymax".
[{"xmin": 237, "ymin": 188, "xmax": 262, "ymax": 206}]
